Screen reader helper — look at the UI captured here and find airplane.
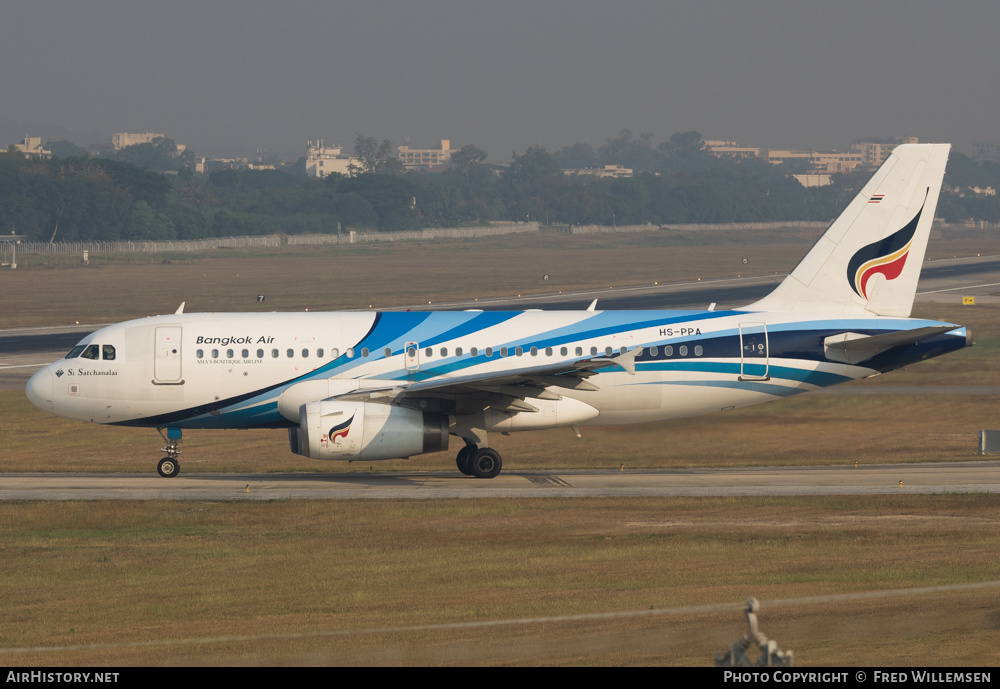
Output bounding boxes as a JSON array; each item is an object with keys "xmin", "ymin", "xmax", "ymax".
[{"xmin": 25, "ymin": 144, "xmax": 971, "ymax": 479}]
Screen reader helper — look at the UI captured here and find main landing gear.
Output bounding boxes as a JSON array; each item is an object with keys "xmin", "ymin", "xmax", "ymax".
[
  {"xmin": 456, "ymin": 443, "xmax": 503, "ymax": 479},
  {"xmin": 156, "ymin": 427, "xmax": 182, "ymax": 478}
]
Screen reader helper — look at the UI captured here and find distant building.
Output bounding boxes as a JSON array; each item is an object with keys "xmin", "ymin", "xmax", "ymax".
[
  {"xmin": 111, "ymin": 132, "xmax": 186, "ymax": 154},
  {"xmin": 193, "ymin": 156, "xmax": 277, "ymax": 174},
  {"xmin": 8, "ymin": 135, "xmax": 51, "ymax": 158},
  {"xmin": 704, "ymin": 139, "xmax": 760, "ymax": 160},
  {"xmin": 112, "ymin": 132, "xmax": 162, "ymax": 150},
  {"xmin": 972, "ymin": 142, "xmax": 1000, "ymax": 163},
  {"xmin": 851, "ymin": 137, "xmax": 918, "ymax": 167},
  {"xmin": 305, "ymin": 140, "xmax": 359, "ymax": 178},
  {"xmin": 398, "ymin": 139, "xmax": 453, "ymax": 170},
  {"xmin": 564, "ymin": 165, "xmax": 634, "ymax": 179},
  {"xmin": 767, "ymin": 149, "xmax": 863, "ymax": 174},
  {"xmin": 790, "ymin": 173, "xmax": 833, "ymax": 188}
]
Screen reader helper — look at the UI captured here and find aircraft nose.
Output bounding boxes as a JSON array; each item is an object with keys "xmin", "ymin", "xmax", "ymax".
[{"xmin": 26, "ymin": 367, "xmax": 53, "ymax": 413}]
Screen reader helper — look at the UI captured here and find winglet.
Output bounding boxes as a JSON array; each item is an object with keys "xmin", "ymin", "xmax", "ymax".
[
  {"xmin": 586, "ymin": 299, "xmax": 598, "ymax": 312},
  {"xmin": 174, "ymin": 302, "xmax": 186, "ymax": 315}
]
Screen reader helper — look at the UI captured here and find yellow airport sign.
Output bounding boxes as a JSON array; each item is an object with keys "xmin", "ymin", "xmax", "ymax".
[{"xmin": 963, "ymin": 296, "xmax": 975, "ymax": 305}]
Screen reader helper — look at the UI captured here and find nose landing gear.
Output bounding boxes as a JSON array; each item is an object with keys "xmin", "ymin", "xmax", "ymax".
[{"xmin": 156, "ymin": 427, "xmax": 182, "ymax": 478}]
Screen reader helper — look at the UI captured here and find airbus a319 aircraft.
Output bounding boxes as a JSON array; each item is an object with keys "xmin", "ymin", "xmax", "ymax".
[{"xmin": 26, "ymin": 144, "xmax": 970, "ymax": 478}]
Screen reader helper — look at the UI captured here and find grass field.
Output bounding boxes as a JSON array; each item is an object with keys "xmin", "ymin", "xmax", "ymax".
[
  {"xmin": 0, "ymin": 497, "xmax": 997, "ymax": 666},
  {"xmin": 3, "ymin": 227, "xmax": 1000, "ymax": 666}
]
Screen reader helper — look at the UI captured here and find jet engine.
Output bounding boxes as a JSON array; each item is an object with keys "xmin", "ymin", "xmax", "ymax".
[{"xmin": 289, "ymin": 399, "xmax": 448, "ymax": 461}]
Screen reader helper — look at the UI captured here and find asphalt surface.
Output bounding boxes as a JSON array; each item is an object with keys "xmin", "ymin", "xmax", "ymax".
[{"xmin": 1, "ymin": 461, "xmax": 997, "ymax": 500}]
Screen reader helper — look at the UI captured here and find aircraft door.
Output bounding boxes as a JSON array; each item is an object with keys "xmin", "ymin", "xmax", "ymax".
[
  {"xmin": 404, "ymin": 342, "xmax": 420, "ymax": 371},
  {"xmin": 738, "ymin": 322, "xmax": 769, "ymax": 381},
  {"xmin": 154, "ymin": 326, "xmax": 184, "ymax": 384}
]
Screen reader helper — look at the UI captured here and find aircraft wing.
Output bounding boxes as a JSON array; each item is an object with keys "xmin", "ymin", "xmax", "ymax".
[{"xmin": 330, "ymin": 347, "xmax": 642, "ymax": 413}]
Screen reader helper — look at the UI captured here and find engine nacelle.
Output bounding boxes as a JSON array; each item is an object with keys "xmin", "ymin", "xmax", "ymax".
[{"xmin": 291, "ymin": 400, "xmax": 448, "ymax": 461}]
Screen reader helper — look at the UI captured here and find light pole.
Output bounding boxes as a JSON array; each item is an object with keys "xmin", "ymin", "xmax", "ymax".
[{"xmin": 5, "ymin": 225, "xmax": 26, "ymax": 270}]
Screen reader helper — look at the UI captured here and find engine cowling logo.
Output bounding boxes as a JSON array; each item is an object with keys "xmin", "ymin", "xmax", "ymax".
[{"xmin": 328, "ymin": 414, "xmax": 355, "ymax": 442}]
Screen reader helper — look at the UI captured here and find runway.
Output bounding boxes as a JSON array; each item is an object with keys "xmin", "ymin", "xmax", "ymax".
[{"xmin": 2, "ymin": 461, "xmax": 997, "ymax": 500}]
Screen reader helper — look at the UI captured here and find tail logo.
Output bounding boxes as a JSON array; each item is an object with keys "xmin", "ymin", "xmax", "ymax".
[
  {"xmin": 847, "ymin": 190, "xmax": 928, "ymax": 300},
  {"xmin": 328, "ymin": 414, "xmax": 355, "ymax": 442}
]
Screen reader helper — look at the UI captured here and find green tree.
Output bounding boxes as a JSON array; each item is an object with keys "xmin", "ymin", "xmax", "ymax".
[{"xmin": 352, "ymin": 135, "xmax": 404, "ymax": 176}]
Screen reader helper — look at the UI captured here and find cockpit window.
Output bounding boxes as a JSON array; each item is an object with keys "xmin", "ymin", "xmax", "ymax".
[
  {"xmin": 80, "ymin": 345, "xmax": 100, "ymax": 360},
  {"xmin": 65, "ymin": 345, "xmax": 86, "ymax": 359},
  {"xmin": 103, "ymin": 345, "xmax": 116, "ymax": 361}
]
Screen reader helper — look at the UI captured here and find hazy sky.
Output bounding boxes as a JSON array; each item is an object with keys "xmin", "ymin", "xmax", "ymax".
[{"xmin": 2, "ymin": 1, "xmax": 998, "ymax": 162}]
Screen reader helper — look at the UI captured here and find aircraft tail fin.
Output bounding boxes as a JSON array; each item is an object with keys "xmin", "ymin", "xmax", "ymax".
[{"xmin": 744, "ymin": 143, "xmax": 950, "ymax": 317}]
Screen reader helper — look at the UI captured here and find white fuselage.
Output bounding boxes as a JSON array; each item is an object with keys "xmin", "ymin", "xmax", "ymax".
[{"xmin": 26, "ymin": 308, "xmax": 967, "ymax": 436}]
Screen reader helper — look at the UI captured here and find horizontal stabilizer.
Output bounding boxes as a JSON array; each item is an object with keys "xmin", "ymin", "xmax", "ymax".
[{"xmin": 824, "ymin": 325, "xmax": 958, "ymax": 365}]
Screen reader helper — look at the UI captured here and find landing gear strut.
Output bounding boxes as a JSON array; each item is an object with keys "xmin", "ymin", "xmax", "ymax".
[
  {"xmin": 156, "ymin": 427, "xmax": 182, "ymax": 478},
  {"xmin": 455, "ymin": 443, "xmax": 503, "ymax": 479}
]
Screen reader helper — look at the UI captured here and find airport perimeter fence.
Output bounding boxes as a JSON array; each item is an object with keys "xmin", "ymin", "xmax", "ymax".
[
  {"xmin": 9, "ymin": 222, "xmax": 542, "ymax": 257},
  {"xmin": 20, "ymin": 218, "xmax": 982, "ymax": 258}
]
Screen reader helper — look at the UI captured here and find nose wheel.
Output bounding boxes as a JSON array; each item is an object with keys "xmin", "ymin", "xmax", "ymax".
[
  {"xmin": 156, "ymin": 427, "xmax": 182, "ymax": 478},
  {"xmin": 157, "ymin": 456, "xmax": 180, "ymax": 478}
]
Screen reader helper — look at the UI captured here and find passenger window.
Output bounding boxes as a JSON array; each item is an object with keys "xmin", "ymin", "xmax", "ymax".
[
  {"xmin": 560, "ymin": 347, "xmax": 567, "ymax": 356},
  {"xmin": 197, "ymin": 349, "xmax": 204, "ymax": 359},
  {"xmin": 456, "ymin": 347, "xmax": 464, "ymax": 356},
  {"xmin": 406, "ymin": 346, "xmax": 417, "ymax": 357},
  {"xmin": 619, "ymin": 347, "xmax": 627, "ymax": 355},
  {"xmin": 485, "ymin": 347, "xmax": 493, "ymax": 357},
  {"xmin": 440, "ymin": 347, "xmax": 448, "ymax": 357},
  {"xmin": 271, "ymin": 349, "xmax": 279, "ymax": 358},
  {"xmin": 346, "ymin": 348, "xmax": 354, "ymax": 358},
  {"xmin": 544, "ymin": 347, "xmax": 552, "ymax": 356},
  {"xmin": 575, "ymin": 347, "xmax": 582, "ymax": 356},
  {"xmin": 287, "ymin": 349, "xmax": 294, "ymax": 358},
  {"xmin": 102, "ymin": 345, "xmax": 116, "ymax": 361},
  {"xmin": 500, "ymin": 347, "xmax": 508, "ymax": 357},
  {"xmin": 317, "ymin": 349, "xmax": 324, "ymax": 358},
  {"xmin": 362, "ymin": 348, "xmax": 369, "ymax": 358},
  {"xmin": 470, "ymin": 347, "xmax": 478, "ymax": 357},
  {"xmin": 227, "ymin": 349, "xmax": 234, "ymax": 358},
  {"xmin": 242, "ymin": 349, "xmax": 249, "ymax": 358},
  {"xmin": 664, "ymin": 346, "xmax": 673, "ymax": 357},
  {"xmin": 679, "ymin": 345, "xmax": 688, "ymax": 356},
  {"xmin": 605, "ymin": 346, "xmax": 613, "ymax": 356},
  {"xmin": 81, "ymin": 345, "xmax": 100, "ymax": 360},
  {"xmin": 531, "ymin": 347, "xmax": 538, "ymax": 356},
  {"xmin": 301, "ymin": 349, "xmax": 309, "ymax": 358},
  {"xmin": 384, "ymin": 348, "xmax": 392, "ymax": 358},
  {"xmin": 590, "ymin": 347, "xmax": 598, "ymax": 356},
  {"xmin": 515, "ymin": 346, "xmax": 523, "ymax": 356},
  {"xmin": 330, "ymin": 348, "xmax": 339, "ymax": 358},
  {"xmin": 695, "ymin": 345, "xmax": 704, "ymax": 356},
  {"xmin": 212, "ymin": 349, "xmax": 219, "ymax": 359},
  {"xmin": 650, "ymin": 346, "xmax": 658, "ymax": 356},
  {"xmin": 257, "ymin": 349, "xmax": 264, "ymax": 358},
  {"xmin": 65, "ymin": 345, "xmax": 85, "ymax": 359}
]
